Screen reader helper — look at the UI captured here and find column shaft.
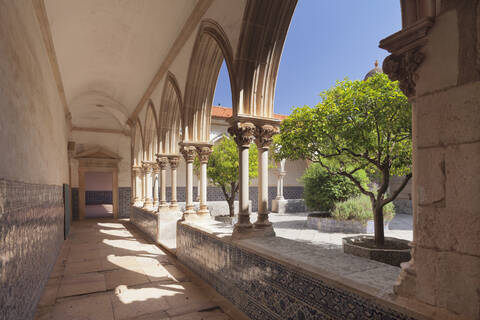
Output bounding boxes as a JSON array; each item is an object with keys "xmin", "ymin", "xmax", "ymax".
[
  {"xmin": 180, "ymin": 145, "xmax": 196, "ymax": 218},
  {"xmin": 196, "ymin": 146, "xmax": 212, "ymax": 216},
  {"xmin": 255, "ymin": 146, "xmax": 270, "ymax": 226},
  {"xmin": 142, "ymin": 163, "xmax": 153, "ymax": 210},
  {"xmin": 169, "ymin": 156, "xmax": 180, "ymax": 210},
  {"xmin": 153, "ymin": 168, "xmax": 159, "ymax": 208}
]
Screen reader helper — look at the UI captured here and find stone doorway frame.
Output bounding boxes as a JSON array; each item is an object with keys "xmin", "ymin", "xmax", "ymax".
[{"xmin": 75, "ymin": 147, "xmax": 121, "ymax": 220}]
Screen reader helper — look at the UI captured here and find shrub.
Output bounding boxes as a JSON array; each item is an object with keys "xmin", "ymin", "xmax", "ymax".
[
  {"xmin": 332, "ymin": 194, "xmax": 395, "ymax": 222},
  {"xmin": 301, "ymin": 163, "xmax": 369, "ymax": 211}
]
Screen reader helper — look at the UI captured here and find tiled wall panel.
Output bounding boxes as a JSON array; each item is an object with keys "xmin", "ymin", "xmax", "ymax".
[
  {"xmin": 0, "ymin": 179, "xmax": 64, "ymax": 320},
  {"xmin": 177, "ymin": 223, "xmax": 417, "ymax": 320}
]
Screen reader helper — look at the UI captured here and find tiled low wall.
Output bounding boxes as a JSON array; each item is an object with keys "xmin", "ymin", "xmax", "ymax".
[
  {"xmin": 118, "ymin": 187, "xmax": 131, "ymax": 218},
  {"xmin": 176, "ymin": 222, "xmax": 417, "ymax": 320},
  {"xmin": 130, "ymin": 206, "xmax": 157, "ymax": 241},
  {"xmin": 0, "ymin": 179, "xmax": 64, "ymax": 320}
]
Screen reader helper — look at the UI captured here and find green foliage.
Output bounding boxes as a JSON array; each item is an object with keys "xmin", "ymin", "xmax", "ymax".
[
  {"xmin": 332, "ymin": 194, "xmax": 395, "ymax": 222},
  {"xmin": 301, "ymin": 163, "xmax": 369, "ymax": 211},
  {"xmin": 275, "ymin": 73, "xmax": 411, "ymax": 244}
]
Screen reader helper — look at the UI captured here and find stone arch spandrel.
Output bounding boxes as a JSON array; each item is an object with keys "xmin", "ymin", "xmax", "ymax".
[
  {"xmin": 183, "ymin": 19, "xmax": 236, "ymax": 143},
  {"xmin": 234, "ymin": 0, "xmax": 297, "ymax": 118},
  {"xmin": 143, "ymin": 101, "xmax": 158, "ymax": 161}
]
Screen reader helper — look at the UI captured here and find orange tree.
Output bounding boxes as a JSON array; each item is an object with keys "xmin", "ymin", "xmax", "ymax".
[{"xmin": 275, "ymin": 73, "xmax": 412, "ymax": 246}]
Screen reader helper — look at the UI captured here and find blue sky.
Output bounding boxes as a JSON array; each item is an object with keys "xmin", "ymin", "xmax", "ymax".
[{"xmin": 213, "ymin": 0, "xmax": 402, "ymax": 115}]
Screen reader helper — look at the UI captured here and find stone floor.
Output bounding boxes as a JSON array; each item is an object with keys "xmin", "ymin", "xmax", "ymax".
[{"xmin": 35, "ymin": 219, "xmax": 245, "ymax": 320}]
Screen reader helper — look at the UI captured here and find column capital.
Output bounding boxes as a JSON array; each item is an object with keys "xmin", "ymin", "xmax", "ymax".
[
  {"xmin": 180, "ymin": 145, "xmax": 196, "ymax": 163},
  {"xmin": 168, "ymin": 155, "xmax": 181, "ymax": 169},
  {"xmin": 141, "ymin": 161, "xmax": 154, "ymax": 172},
  {"xmin": 155, "ymin": 155, "xmax": 169, "ymax": 169},
  {"xmin": 255, "ymin": 123, "xmax": 280, "ymax": 149},
  {"xmin": 196, "ymin": 145, "xmax": 212, "ymax": 163},
  {"xmin": 379, "ymin": 18, "xmax": 434, "ymax": 98},
  {"xmin": 228, "ymin": 121, "xmax": 256, "ymax": 148}
]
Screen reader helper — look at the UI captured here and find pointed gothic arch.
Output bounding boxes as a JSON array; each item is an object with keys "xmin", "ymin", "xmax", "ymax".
[
  {"xmin": 183, "ymin": 19, "xmax": 236, "ymax": 142},
  {"xmin": 159, "ymin": 72, "xmax": 183, "ymax": 154},
  {"xmin": 144, "ymin": 101, "xmax": 159, "ymax": 161}
]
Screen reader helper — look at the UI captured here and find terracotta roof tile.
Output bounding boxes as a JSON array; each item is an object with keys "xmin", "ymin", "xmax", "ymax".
[{"xmin": 211, "ymin": 106, "xmax": 287, "ymax": 120}]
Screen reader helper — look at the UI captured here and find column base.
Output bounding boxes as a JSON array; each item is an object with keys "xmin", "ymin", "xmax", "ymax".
[
  {"xmin": 183, "ymin": 211, "xmax": 210, "ymax": 222},
  {"xmin": 232, "ymin": 223, "xmax": 275, "ymax": 239},
  {"xmin": 272, "ymin": 199, "xmax": 288, "ymax": 213},
  {"xmin": 143, "ymin": 200, "xmax": 154, "ymax": 211},
  {"xmin": 153, "ymin": 200, "xmax": 159, "ymax": 208},
  {"xmin": 169, "ymin": 202, "xmax": 178, "ymax": 210},
  {"xmin": 197, "ymin": 205, "xmax": 209, "ymax": 215}
]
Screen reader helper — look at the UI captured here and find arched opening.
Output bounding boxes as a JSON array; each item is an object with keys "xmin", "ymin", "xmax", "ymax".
[{"xmin": 144, "ymin": 102, "xmax": 159, "ymax": 162}]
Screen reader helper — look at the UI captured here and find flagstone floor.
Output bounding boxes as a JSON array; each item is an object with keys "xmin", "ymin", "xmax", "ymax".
[{"xmin": 35, "ymin": 219, "xmax": 245, "ymax": 320}]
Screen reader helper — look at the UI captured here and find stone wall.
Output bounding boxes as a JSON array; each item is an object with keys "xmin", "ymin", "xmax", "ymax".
[
  {"xmin": 391, "ymin": 3, "xmax": 480, "ymax": 318},
  {"xmin": 0, "ymin": 180, "xmax": 64, "ymax": 320},
  {"xmin": 118, "ymin": 187, "xmax": 131, "ymax": 218},
  {"xmin": 176, "ymin": 222, "xmax": 417, "ymax": 320}
]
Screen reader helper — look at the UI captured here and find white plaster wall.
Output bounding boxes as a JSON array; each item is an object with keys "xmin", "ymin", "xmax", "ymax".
[
  {"xmin": 0, "ymin": 1, "xmax": 70, "ymax": 185},
  {"xmin": 85, "ymin": 172, "xmax": 113, "ymax": 190},
  {"xmin": 70, "ymin": 131, "xmax": 131, "ymax": 187}
]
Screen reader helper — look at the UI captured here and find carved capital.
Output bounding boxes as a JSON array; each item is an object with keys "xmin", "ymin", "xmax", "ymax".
[
  {"xmin": 228, "ymin": 121, "xmax": 256, "ymax": 148},
  {"xmin": 142, "ymin": 162, "xmax": 154, "ymax": 173},
  {"xmin": 255, "ymin": 124, "xmax": 279, "ymax": 149},
  {"xmin": 169, "ymin": 156, "xmax": 180, "ymax": 169},
  {"xmin": 156, "ymin": 156, "xmax": 169, "ymax": 169},
  {"xmin": 379, "ymin": 18, "xmax": 434, "ymax": 98},
  {"xmin": 383, "ymin": 49, "xmax": 424, "ymax": 98},
  {"xmin": 196, "ymin": 146, "xmax": 212, "ymax": 163},
  {"xmin": 180, "ymin": 145, "xmax": 196, "ymax": 163}
]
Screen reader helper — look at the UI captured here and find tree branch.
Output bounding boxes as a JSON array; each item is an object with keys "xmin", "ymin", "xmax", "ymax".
[{"xmin": 383, "ymin": 173, "xmax": 412, "ymax": 204}]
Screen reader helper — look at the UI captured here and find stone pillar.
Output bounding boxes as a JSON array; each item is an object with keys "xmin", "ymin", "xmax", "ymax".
[
  {"xmin": 253, "ymin": 124, "xmax": 278, "ymax": 233},
  {"xmin": 140, "ymin": 166, "xmax": 146, "ymax": 203},
  {"xmin": 196, "ymin": 146, "xmax": 212, "ymax": 216},
  {"xmin": 133, "ymin": 166, "xmax": 143, "ymax": 206},
  {"xmin": 169, "ymin": 156, "xmax": 180, "ymax": 210},
  {"xmin": 180, "ymin": 145, "xmax": 196, "ymax": 218},
  {"xmin": 228, "ymin": 121, "xmax": 256, "ymax": 236},
  {"xmin": 156, "ymin": 156, "xmax": 169, "ymax": 211},
  {"xmin": 152, "ymin": 164, "xmax": 160, "ymax": 208},
  {"xmin": 272, "ymin": 159, "xmax": 288, "ymax": 213},
  {"xmin": 142, "ymin": 162, "xmax": 154, "ymax": 211}
]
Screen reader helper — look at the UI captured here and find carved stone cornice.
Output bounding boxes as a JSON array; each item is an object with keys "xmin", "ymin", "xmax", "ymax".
[
  {"xmin": 196, "ymin": 146, "xmax": 212, "ymax": 163},
  {"xmin": 169, "ymin": 156, "xmax": 181, "ymax": 169},
  {"xmin": 180, "ymin": 145, "xmax": 197, "ymax": 163},
  {"xmin": 255, "ymin": 124, "xmax": 280, "ymax": 149},
  {"xmin": 156, "ymin": 156, "xmax": 169, "ymax": 170},
  {"xmin": 228, "ymin": 121, "xmax": 256, "ymax": 148},
  {"xmin": 379, "ymin": 18, "xmax": 434, "ymax": 98}
]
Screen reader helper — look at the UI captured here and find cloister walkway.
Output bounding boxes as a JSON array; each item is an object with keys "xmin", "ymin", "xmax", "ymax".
[{"xmin": 35, "ymin": 219, "xmax": 245, "ymax": 320}]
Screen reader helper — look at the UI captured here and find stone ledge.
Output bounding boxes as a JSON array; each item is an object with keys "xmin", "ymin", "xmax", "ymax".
[{"xmin": 176, "ymin": 220, "xmax": 465, "ymax": 320}]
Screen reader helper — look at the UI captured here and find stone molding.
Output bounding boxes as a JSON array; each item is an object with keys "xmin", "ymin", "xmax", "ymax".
[
  {"xmin": 196, "ymin": 146, "xmax": 212, "ymax": 163},
  {"xmin": 228, "ymin": 121, "xmax": 256, "ymax": 148},
  {"xmin": 255, "ymin": 124, "xmax": 280, "ymax": 149},
  {"xmin": 168, "ymin": 155, "xmax": 181, "ymax": 169},
  {"xmin": 379, "ymin": 18, "xmax": 434, "ymax": 97},
  {"xmin": 155, "ymin": 156, "xmax": 169, "ymax": 169},
  {"xmin": 180, "ymin": 145, "xmax": 197, "ymax": 163}
]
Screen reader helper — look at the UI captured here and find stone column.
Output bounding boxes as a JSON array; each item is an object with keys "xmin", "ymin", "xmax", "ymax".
[
  {"xmin": 228, "ymin": 121, "xmax": 256, "ymax": 236},
  {"xmin": 169, "ymin": 156, "xmax": 180, "ymax": 210},
  {"xmin": 253, "ymin": 124, "xmax": 278, "ymax": 233},
  {"xmin": 142, "ymin": 162, "xmax": 154, "ymax": 210},
  {"xmin": 152, "ymin": 164, "xmax": 160, "ymax": 208},
  {"xmin": 276, "ymin": 159, "xmax": 286, "ymax": 200},
  {"xmin": 196, "ymin": 146, "xmax": 212, "ymax": 216},
  {"xmin": 132, "ymin": 166, "xmax": 142, "ymax": 206},
  {"xmin": 180, "ymin": 145, "xmax": 196, "ymax": 218},
  {"xmin": 156, "ymin": 156, "xmax": 169, "ymax": 211}
]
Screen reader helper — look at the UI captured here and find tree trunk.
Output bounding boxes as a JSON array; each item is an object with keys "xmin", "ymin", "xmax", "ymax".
[
  {"xmin": 227, "ymin": 197, "xmax": 235, "ymax": 217},
  {"xmin": 374, "ymin": 203, "xmax": 385, "ymax": 246}
]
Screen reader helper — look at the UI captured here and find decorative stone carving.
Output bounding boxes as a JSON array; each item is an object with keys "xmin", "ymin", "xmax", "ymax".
[
  {"xmin": 383, "ymin": 49, "xmax": 425, "ymax": 98},
  {"xmin": 228, "ymin": 121, "xmax": 256, "ymax": 147},
  {"xmin": 379, "ymin": 17, "xmax": 434, "ymax": 98},
  {"xmin": 156, "ymin": 156, "xmax": 169, "ymax": 169},
  {"xmin": 168, "ymin": 156, "xmax": 180, "ymax": 169},
  {"xmin": 255, "ymin": 124, "xmax": 280, "ymax": 149},
  {"xmin": 196, "ymin": 146, "xmax": 212, "ymax": 163},
  {"xmin": 180, "ymin": 145, "xmax": 196, "ymax": 163}
]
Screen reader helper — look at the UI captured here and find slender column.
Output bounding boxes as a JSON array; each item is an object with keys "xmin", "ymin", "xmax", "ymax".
[
  {"xmin": 276, "ymin": 159, "xmax": 286, "ymax": 200},
  {"xmin": 180, "ymin": 145, "xmax": 196, "ymax": 218},
  {"xmin": 142, "ymin": 162, "xmax": 154, "ymax": 210},
  {"xmin": 196, "ymin": 174, "xmax": 201, "ymax": 201},
  {"xmin": 133, "ymin": 166, "xmax": 143, "ymax": 206},
  {"xmin": 152, "ymin": 164, "xmax": 160, "ymax": 208},
  {"xmin": 228, "ymin": 121, "xmax": 256, "ymax": 234},
  {"xmin": 140, "ymin": 167, "xmax": 146, "ymax": 203},
  {"xmin": 196, "ymin": 146, "xmax": 212, "ymax": 216},
  {"xmin": 156, "ymin": 156, "xmax": 169, "ymax": 210},
  {"xmin": 169, "ymin": 156, "xmax": 180, "ymax": 210},
  {"xmin": 254, "ymin": 124, "xmax": 279, "ymax": 229}
]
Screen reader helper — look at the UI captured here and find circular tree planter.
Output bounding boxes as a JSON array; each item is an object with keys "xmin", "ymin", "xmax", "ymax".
[
  {"xmin": 307, "ymin": 213, "xmax": 390, "ymax": 233},
  {"xmin": 342, "ymin": 235, "xmax": 411, "ymax": 267}
]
